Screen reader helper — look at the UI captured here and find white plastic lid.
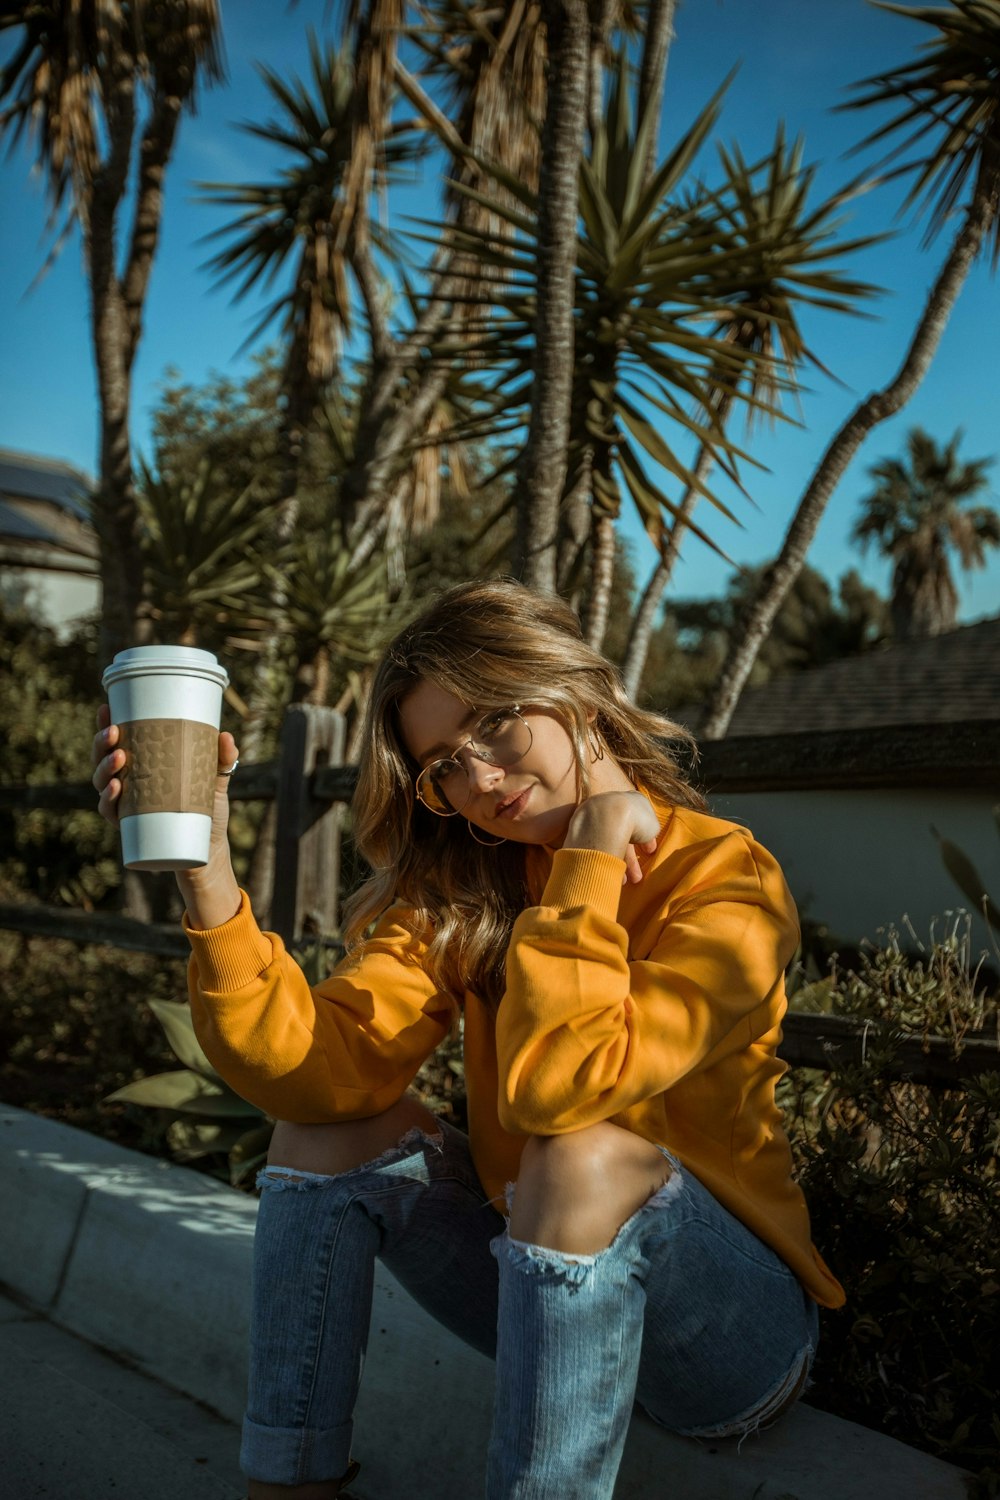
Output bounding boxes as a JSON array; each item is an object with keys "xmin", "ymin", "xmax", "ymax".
[{"xmin": 101, "ymin": 645, "xmax": 229, "ymax": 691}]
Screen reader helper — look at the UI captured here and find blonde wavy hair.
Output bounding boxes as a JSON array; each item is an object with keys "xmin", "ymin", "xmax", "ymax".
[{"xmin": 344, "ymin": 579, "xmax": 706, "ymax": 1011}]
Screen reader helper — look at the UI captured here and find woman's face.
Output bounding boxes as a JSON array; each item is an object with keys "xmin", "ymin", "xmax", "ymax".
[{"xmin": 397, "ymin": 679, "xmax": 588, "ymax": 848}]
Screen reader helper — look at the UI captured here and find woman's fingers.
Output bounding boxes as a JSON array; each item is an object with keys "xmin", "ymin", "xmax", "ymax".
[
  {"xmin": 217, "ymin": 731, "xmax": 239, "ymax": 777},
  {"xmin": 94, "ymin": 713, "xmax": 237, "ymax": 829},
  {"xmin": 93, "ymin": 707, "xmax": 123, "ymax": 825},
  {"xmin": 622, "ymin": 835, "xmax": 659, "ymax": 885}
]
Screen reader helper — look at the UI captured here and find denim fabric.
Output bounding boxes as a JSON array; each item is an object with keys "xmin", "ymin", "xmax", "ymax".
[{"xmin": 241, "ymin": 1120, "xmax": 818, "ymax": 1497}]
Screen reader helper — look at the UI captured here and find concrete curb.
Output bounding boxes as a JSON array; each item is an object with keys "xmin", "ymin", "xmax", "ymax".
[{"xmin": 1, "ymin": 1104, "xmax": 971, "ymax": 1499}]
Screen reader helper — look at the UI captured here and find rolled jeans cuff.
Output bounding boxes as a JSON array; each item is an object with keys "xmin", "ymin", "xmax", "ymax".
[{"xmin": 240, "ymin": 1413, "xmax": 354, "ymax": 1486}]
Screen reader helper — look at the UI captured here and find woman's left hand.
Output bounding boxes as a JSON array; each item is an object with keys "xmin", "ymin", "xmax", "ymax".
[{"xmin": 562, "ymin": 790, "xmax": 661, "ymax": 885}]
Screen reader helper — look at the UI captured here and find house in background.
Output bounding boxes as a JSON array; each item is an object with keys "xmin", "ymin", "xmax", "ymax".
[
  {"xmin": 0, "ymin": 447, "xmax": 100, "ymax": 635},
  {"xmin": 692, "ymin": 618, "xmax": 1000, "ymax": 954}
]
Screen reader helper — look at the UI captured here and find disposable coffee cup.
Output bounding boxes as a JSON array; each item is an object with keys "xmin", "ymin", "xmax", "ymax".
[{"xmin": 101, "ymin": 646, "xmax": 230, "ymax": 872}]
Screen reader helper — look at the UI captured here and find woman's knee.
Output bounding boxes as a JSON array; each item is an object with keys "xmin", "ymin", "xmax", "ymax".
[
  {"xmin": 267, "ymin": 1093, "xmax": 440, "ymax": 1178},
  {"xmin": 518, "ymin": 1121, "xmax": 666, "ymax": 1188},
  {"xmin": 510, "ymin": 1122, "xmax": 670, "ymax": 1254}
]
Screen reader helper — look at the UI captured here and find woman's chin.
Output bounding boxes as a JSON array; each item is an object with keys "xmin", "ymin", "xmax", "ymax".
[{"xmin": 496, "ymin": 804, "xmax": 576, "ymax": 851}]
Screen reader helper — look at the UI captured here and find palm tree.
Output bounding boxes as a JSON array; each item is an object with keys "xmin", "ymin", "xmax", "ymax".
[
  {"xmin": 336, "ymin": 0, "xmax": 552, "ymax": 554},
  {"xmin": 199, "ymin": 30, "xmax": 422, "ymax": 764},
  {"xmin": 511, "ymin": 0, "xmax": 591, "ymax": 591},
  {"xmin": 432, "ymin": 59, "xmax": 780, "ymax": 640},
  {"xmin": 620, "ymin": 126, "xmax": 882, "ymax": 699},
  {"xmin": 401, "ymin": 1, "xmax": 644, "ymax": 597},
  {"xmin": 852, "ymin": 427, "xmax": 999, "ymax": 639},
  {"xmin": 202, "ymin": 3, "xmax": 555, "ymax": 755},
  {"xmin": 700, "ymin": 0, "xmax": 1000, "ymax": 739},
  {"xmin": 200, "ymin": 2, "xmax": 554, "ymax": 915},
  {"xmin": 0, "ymin": 0, "xmax": 224, "ymax": 667}
]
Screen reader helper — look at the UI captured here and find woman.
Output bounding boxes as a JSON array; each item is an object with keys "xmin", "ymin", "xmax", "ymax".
[{"xmin": 94, "ymin": 579, "xmax": 844, "ymax": 1500}]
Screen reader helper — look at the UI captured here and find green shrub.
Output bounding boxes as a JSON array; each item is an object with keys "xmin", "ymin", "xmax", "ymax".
[
  {"xmin": 0, "ymin": 603, "xmax": 124, "ymax": 909},
  {"xmin": 0, "ymin": 929, "xmax": 184, "ymax": 1151},
  {"xmin": 781, "ymin": 920, "xmax": 1000, "ymax": 1491}
]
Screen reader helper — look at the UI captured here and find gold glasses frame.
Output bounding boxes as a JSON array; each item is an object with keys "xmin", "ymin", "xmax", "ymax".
[{"xmin": 414, "ymin": 705, "xmax": 533, "ymax": 817}]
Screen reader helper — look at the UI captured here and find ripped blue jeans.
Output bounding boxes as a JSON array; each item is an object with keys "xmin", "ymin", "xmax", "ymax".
[{"xmin": 242, "ymin": 1118, "xmax": 819, "ymax": 1498}]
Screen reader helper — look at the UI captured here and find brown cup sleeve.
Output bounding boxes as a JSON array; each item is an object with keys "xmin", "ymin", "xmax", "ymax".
[{"xmin": 117, "ymin": 719, "xmax": 219, "ymax": 818}]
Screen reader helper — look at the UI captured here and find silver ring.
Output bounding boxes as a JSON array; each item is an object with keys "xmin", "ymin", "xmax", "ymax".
[{"xmin": 218, "ymin": 758, "xmax": 239, "ymax": 778}]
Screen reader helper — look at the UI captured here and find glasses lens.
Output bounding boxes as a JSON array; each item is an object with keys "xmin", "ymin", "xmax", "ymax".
[
  {"xmin": 416, "ymin": 759, "xmax": 468, "ymax": 816},
  {"xmin": 471, "ymin": 708, "xmax": 532, "ymax": 767},
  {"xmin": 415, "ymin": 709, "xmax": 532, "ymax": 817}
]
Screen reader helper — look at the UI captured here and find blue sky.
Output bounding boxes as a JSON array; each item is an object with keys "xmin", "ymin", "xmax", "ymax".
[{"xmin": 1, "ymin": 0, "xmax": 998, "ymax": 622}]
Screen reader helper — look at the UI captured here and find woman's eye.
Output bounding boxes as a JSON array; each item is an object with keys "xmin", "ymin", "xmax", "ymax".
[{"xmin": 479, "ymin": 711, "xmax": 514, "ymax": 737}]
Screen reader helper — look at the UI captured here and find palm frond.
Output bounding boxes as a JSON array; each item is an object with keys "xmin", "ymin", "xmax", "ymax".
[{"xmin": 840, "ymin": 0, "xmax": 1000, "ymax": 258}]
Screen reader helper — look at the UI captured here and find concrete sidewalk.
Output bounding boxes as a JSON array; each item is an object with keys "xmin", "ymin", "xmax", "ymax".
[
  {"xmin": 0, "ymin": 1290, "xmax": 243, "ymax": 1499},
  {"xmin": 0, "ymin": 1103, "xmax": 973, "ymax": 1500}
]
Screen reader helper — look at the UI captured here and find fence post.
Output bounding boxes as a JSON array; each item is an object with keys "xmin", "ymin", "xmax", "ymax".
[{"xmin": 270, "ymin": 704, "xmax": 346, "ymax": 945}]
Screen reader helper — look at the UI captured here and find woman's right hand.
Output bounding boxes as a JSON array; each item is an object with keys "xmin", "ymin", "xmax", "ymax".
[{"xmin": 93, "ymin": 704, "xmax": 243, "ymax": 925}]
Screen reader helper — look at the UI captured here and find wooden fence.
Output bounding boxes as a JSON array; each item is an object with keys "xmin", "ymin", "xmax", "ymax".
[{"xmin": 1, "ymin": 706, "xmax": 997, "ymax": 1085}]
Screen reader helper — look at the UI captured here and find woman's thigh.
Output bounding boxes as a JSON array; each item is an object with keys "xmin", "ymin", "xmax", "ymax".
[
  {"xmin": 345, "ymin": 1116, "xmax": 505, "ymax": 1358},
  {"xmin": 633, "ymin": 1154, "xmax": 819, "ymax": 1438}
]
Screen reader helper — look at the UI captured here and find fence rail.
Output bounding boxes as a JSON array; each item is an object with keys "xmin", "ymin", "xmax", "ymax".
[
  {"xmin": 3, "ymin": 708, "xmax": 998, "ymax": 1086},
  {"xmin": 2, "ymin": 896, "xmax": 996, "ymax": 1081}
]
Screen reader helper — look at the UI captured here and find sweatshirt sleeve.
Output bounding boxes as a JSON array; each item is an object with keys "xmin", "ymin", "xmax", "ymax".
[
  {"xmin": 496, "ymin": 831, "xmax": 799, "ymax": 1135},
  {"xmin": 184, "ymin": 890, "xmax": 452, "ymax": 1122}
]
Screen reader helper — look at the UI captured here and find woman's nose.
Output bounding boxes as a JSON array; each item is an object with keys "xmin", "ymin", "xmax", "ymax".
[{"xmin": 464, "ymin": 751, "xmax": 504, "ymax": 794}]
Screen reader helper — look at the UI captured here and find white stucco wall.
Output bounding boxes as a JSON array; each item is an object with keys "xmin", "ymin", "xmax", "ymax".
[
  {"xmin": 12, "ymin": 568, "xmax": 99, "ymax": 637},
  {"xmin": 708, "ymin": 787, "xmax": 1000, "ymax": 953}
]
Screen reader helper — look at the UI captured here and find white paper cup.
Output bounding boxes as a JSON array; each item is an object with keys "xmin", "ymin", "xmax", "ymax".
[{"xmin": 101, "ymin": 646, "xmax": 230, "ymax": 872}]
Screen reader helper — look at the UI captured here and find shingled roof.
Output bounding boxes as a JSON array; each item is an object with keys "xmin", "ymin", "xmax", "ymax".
[
  {"xmin": 0, "ymin": 448, "xmax": 92, "ymax": 519},
  {"xmin": 705, "ymin": 614, "xmax": 1000, "ymax": 737},
  {"xmin": 0, "ymin": 447, "xmax": 97, "ymax": 568}
]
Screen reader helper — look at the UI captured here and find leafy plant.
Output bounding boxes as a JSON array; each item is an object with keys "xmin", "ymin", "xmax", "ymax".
[
  {"xmin": 0, "ymin": 601, "xmax": 122, "ymax": 909},
  {"xmin": 135, "ymin": 457, "xmax": 278, "ymax": 645},
  {"xmin": 933, "ymin": 807, "xmax": 1000, "ymax": 934},
  {"xmin": 0, "ymin": 934, "xmax": 186, "ymax": 1151},
  {"xmin": 780, "ymin": 920, "xmax": 1000, "ymax": 1485},
  {"xmin": 105, "ymin": 999, "xmax": 271, "ymax": 1187}
]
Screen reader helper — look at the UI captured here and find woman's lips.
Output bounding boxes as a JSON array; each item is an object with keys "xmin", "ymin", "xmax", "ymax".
[{"xmin": 495, "ymin": 785, "xmax": 531, "ymax": 819}]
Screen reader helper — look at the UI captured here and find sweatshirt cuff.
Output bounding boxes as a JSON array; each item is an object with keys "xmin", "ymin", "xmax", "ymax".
[
  {"xmin": 539, "ymin": 847, "xmax": 626, "ymax": 919},
  {"xmin": 182, "ymin": 888, "xmax": 276, "ymax": 992}
]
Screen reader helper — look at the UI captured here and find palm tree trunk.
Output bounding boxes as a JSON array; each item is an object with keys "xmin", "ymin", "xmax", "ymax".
[
  {"xmin": 88, "ymin": 68, "xmax": 213, "ymax": 921},
  {"xmin": 122, "ymin": 89, "xmax": 184, "ymax": 364},
  {"xmin": 556, "ymin": 445, "xmax": 594, "ymax": 603},
  {"xmin": 637, "ymin": 0, "xmax": 677, "ymax": 186},
  {"xmin": 345, "ymin": 360, "xmax": 453, "ymax": 550},
  {"xmin": 91, "ymin": 272, "xmax": 148, "ymax": 666},
  {"xmin": 87, "ymin": 69, "xmax": 148, "ymax": 668},
  {"xmin": 621, "ymin": 419, "xmax": 725, "ymax": 699},
  {"xmin": 583, "ymin": 512, "xmax": 616, "ymax": 647},
  {"xmin": 699, "ymin": 181, "xmax": 996, "ymax": 740},
  {"xmin": 240, "ymin": 383, "xmax": 313, "ymax": 922},
  {"xmin": 238, "ymin": 303, "xmax": 323, "ymax": 921},
  {"xmin": 586, "ymin": 0, "xmax": 614, "ymax": 138},
  {"xmin": 513, "ymin": 0, "xmax": 590, "ymax": 593}
]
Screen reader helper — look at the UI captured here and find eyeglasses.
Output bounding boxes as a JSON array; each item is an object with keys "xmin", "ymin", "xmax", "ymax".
[{"xmin": 415, "ymin": 706, "xmax": 533, "ymax": 816}]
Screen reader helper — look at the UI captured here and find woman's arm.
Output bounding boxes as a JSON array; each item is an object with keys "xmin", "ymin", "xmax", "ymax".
[
  {"xmin": 495, "ymin": 824, "xmax": 799, "ymax": 1135},
  {"xmin": 94, "ymin": 706, "xmax": 448, "ymax": 1120},
  {"xmin": 185, "ymin": 893, "xmax": 452, "ymax": 1122}
]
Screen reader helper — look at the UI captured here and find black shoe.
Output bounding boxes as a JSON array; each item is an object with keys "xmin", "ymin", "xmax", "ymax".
[{"xmin": 337, "ymin": 1459, "xmax": 362, "ymax": 1497}]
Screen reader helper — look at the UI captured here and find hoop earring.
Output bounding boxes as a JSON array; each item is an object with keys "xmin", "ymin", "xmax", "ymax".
[
  {"xmin": 467, "ymin": 820, "xmax": 507, "ymax": 847},
  {"xmin": 590, "ymin": 732, "xmax": 605, "ymax": 763}
]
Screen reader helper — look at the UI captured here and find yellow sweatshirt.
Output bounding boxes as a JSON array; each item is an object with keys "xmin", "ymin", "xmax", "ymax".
[{"xmin": 184, "ymin": 802, "xmax": 845, "ymax": 1310}]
